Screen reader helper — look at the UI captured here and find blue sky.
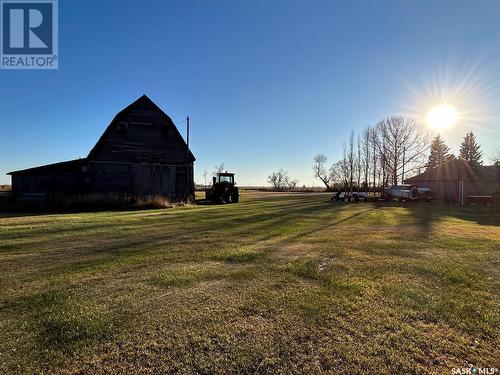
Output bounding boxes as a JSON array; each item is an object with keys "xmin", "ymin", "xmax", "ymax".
[{"xmin": 1, "ymin": 0, "xmax": 499, "ymax": 186}]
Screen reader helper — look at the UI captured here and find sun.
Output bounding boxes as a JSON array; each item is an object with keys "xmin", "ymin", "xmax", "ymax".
[{"xmin": 426, "ymin": 104, "xmax": 459, "ymax": 130}]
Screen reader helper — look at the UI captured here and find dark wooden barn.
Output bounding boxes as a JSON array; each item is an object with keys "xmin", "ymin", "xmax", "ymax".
[{"xmin": 8, "ymin": 95, "xmax": 195, "ymax": 202}]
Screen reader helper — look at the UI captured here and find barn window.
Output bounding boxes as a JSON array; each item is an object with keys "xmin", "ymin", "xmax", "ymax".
[{"xmin": 117, "ymin": 121, "xmax": 128, "ymax": 132}]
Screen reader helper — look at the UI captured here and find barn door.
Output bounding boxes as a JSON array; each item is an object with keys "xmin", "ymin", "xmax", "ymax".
[
  {"xmin": 160, "ymin": 166, "xmax": 176, "ymax": 197},
  {"xmin": 133, "ymin": 164, "xmax": 176, "ymax": 196}
]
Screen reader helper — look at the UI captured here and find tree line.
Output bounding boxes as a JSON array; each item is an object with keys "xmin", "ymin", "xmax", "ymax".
[{"xmin": 312, "ymin": 116, "xmax": 485, "ymax": 192}]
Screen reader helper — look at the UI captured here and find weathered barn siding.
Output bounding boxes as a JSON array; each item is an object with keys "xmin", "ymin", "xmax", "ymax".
[
  {"xmin": 10, "ymin": 160, "xmax": 86, "ymax": 198},
  {"xmin": 8, "ymin": 95, "xmax": 195, "ymax": 202}
]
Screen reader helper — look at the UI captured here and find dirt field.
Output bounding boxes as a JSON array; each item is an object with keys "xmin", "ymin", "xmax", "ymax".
[{"xmin": 0, "ymin": 191, "xmax": 498, "ymax": 374}]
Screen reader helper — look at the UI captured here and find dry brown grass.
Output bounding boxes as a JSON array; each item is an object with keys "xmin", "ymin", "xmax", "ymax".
[{"xmin": 135, "ymin": 195, "xmax": 174, "ymax": 209}]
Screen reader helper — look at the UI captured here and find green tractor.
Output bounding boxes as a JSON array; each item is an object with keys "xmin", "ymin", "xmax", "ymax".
[{"xmin": 206, "ymin": 172, "xmax": 239, "ymax": 204}]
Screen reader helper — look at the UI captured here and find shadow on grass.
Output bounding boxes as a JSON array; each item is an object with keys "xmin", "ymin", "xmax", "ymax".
[
  {"xmin": 282, "ymin": 206, "xmax": 380, "ymax": 243},
  {"xmin": 372, "ymin": 201, "xmax": 500, "ymax": 236}
]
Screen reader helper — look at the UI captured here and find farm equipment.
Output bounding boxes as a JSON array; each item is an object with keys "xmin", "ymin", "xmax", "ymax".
[
  {"xmin": 383, "ymin": 185, "xmax": 433, "ymax": 202},
  {"xmin": 205, "ymin": 172, "xmax": 239, "ymax": 204},
  {"xmin": 332, "ymin": 191, "xmax": 369, "ymax": 202}
]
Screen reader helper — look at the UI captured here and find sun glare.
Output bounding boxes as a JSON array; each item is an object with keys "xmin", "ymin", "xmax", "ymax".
[{"xmin": 426, "ymin": 104, "xmax": 459, "ymax": 130}]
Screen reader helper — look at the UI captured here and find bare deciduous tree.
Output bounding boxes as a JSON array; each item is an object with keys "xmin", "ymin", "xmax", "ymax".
[
  {"xmin": 347, "ymin": 132, "xmax": 355, "ymax": 193},
  {"xmin": 330, "ymin": 159, "xmax": 348, "ymax": 191},
  {"xmin": 212, "ymin": 163, "xmax": 225, "ymax": 177},
  {"xmin": 312, "ymin": 154, "xmax": 332, "ymax": 191},
  {"xmin": 287, "ymin": 178, "xmax": 299, "ymax": 190},
  {"xmin": 375, "ymin": 116, "xmax": 429, "ymax": 185},
  {"xmin": 336, "ymin": 144, "xmax": 351, "ymax": 191},
  {"xmin": 362, "ymin": 126, "xmax": 371, "ymax": 190},
  {"xmin": 267, "ymin": 169, "xmax": 289, "ymax": 191},
  {"xmin": 370, "ymin": 127, "xmax": 378, "ymax": 191}
]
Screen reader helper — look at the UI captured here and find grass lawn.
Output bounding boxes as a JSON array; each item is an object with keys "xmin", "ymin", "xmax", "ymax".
[{"xmin": 0, "ymin": 191, "xmax": 499, "ymax": 374}]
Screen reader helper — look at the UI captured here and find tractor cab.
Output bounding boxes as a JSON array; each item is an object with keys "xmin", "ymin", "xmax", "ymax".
[
  {"xmin": 213, "ymin": 172, "xmax": 235, "ymax": 185},
  {"xmin": 206, "ymin": 172, "xmax": 239, "ymax": 204}
]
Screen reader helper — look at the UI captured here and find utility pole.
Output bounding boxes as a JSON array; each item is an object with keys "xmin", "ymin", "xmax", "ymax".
[{"xmin": 185, "ymin": 116, "xmax": 190, "ymax": 200}]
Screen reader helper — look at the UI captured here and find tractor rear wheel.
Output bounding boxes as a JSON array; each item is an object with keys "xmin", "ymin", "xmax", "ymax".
[{"xmin": 232, "ymin": 188, "xmax": 239, "ymax": 203}]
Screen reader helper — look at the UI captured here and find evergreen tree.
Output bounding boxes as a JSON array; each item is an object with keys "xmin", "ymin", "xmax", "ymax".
[
  {"xmin": 459, "ymin": 132, "xmax": 483, "ymax": 166},
  {"xmin": 426, "ymin": 135, "xmax": 453, "ymax": 170}
]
